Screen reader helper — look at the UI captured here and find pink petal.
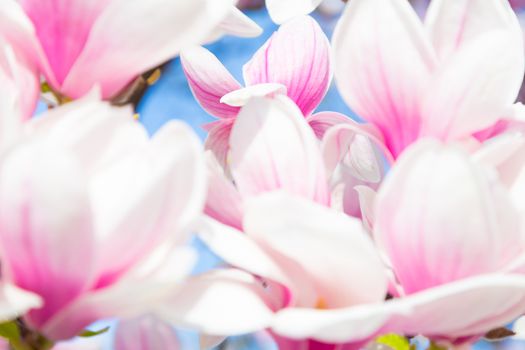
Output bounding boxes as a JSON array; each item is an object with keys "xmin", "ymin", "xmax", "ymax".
[
  {"xmin": 41, "ymin": 246, "xmax": 196, "ymax": 340},
  {"xmin": 244, "ymin": 193, "xmax": 388, "ymax": 309},
  {"xmin": 155, "ymin": 269, "xmax": 275, "ymax": 336},
  {"xmin": 230, "ymin": 96, "xmax": 329, "ymax": 205},
  {"xmin": 217, "ymin": 6, "xmax": 263, "ymax": 38},
  {"xmin": 18, "ymin": 0, "xmax": 111, "ymax": 85},
  {"xmin": 0, "ymin": 142, "xmax": 96, "ymax": 329},
  {"xmin": 0, "ymin": 1, "xmax": 55, "ymax": 87},
  {"xmin": 332, "ymin": 0, "xmax": 437, "ymax": 157},
  {"xmin": 420, "ymin": 31, "xmax": 524, "ymax": 141},
  {"xmin": 27, "ymin": 93, "xmax": 143, "ymax": 174},
  {"xmin": 204, "ymin": 153, "xmax": 244, "ymax": 230},
  {"xmin": 266, "ymin": 0, "xmax": 323, "ymax": 24},
  {"xmin": 197, "ymin": 216, "xmax": 312, "ymax": 307},
  {"xmin": 473, "ymin": 132, "xmax": 525, "ymax": 188},
  {"xmin": 385, "ymin": 274, "xmax": 525, "ymax": 340},
  {"xmin": 114, "ymin": 315, "xmax": 180, "ymax": 350},
  {"xmin": 0, "ymin": 44, "xmax": 39, "ymax": 122},
  {"xmin": 271, "ymin": 303, "xmax": 392, "ymax": 344},
  {"xmin": 61, "ymin": 0, "xmax": 236, "ymax": 98},
  {"xmin": 271, "ymin": 274, "xmax": 525, "ymax": 343},
  {"xmin": 220, "ymin": 83, "xmax": 287, "ymax": 107},
  {"xmin": 306, "ymin": 112, "xmax": 352, "ymax": 139},
  {"xmin": 243, "ymin": 16, "xmax": 331, "ymax": 116},
  {"xmin": 425, "ymin": 0, "xmax": 522, "ymax": 61},
  {"xmin": 90, "ymin": 121, "xmax": 205, "ymax": 287},
  {"xmin": 204, "ymin": 118, "xmax": 234, "ymax": 169},
  {"xmin": 181, "ymin": 46, "xmax": 242, "ymax": 119},
  {"xmin": 374, "ymin": 140, "xmax": 524, "ymax": 294},
  {"xmin": 321, "ymin": 122, "xmax": 392, "ymax": 179}
]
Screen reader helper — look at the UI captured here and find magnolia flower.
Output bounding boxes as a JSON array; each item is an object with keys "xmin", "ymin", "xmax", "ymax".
[
  {"xmin": 0, "ymin": 95, "xmax": 206, "ymax": 341},
  {"xmin": 181, "ymin": 15, "xmax": 334, "ymax": 167},
  {"xmin": 193, "ymin": 137, "xmax": 525, "ymax": 348},
  {"xmin": 204, "ymin": 95, "xmax": 330, "ymax": 229},
  {"xmin": 332, "ymin": 0, "xmax": 524, "ymax": 160},
  {"xmin": 0, "ymin": 0, "xmax": 239, "ymax": 100}
]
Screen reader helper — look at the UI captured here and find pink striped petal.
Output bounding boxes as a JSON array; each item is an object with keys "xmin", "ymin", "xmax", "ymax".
[
  {"xmin": 91, "ymin": 121, "xmax": 205, "ymax": 287},
  {"xmin": 115, "ymin": 315, "xmax": 180, "ymax": 350},
  {"xmin": 0, "ymin": 142, "xmax": 96, "ymax": 330},
  {"xmin": 420, "ymin": 31, "xmax": 524, "ymax": 141},
  {"xmin": 266, "ymin": 0, "xmax": 323, "ymax": 24},
  {"xmin": 181, "ymin": 46, "xmax": 242, "ymax": 119},
  {"xmin": 61, "ymin": 0, "xmax": 235, "ymax": 98},
  {"xmin": 0, "ymin": 1, "xmax": 54, "ymax": 87},
  {"xmin": 18, "ymin": 0, "xmax": 111, "ymax": 85},
  {"xmin": 333, "ymin": 0, "xmax": 437, "ymax": 157},
  {"xmin": 425, "ymin": 0, "xmax": 522, "ymax": 61},
  {"xmin": 375, "ymin": 141, "xmax": 524, "ymax": 295},
  {"xmin": 243, "ymin": 16, "xmax": 331, "ymax": 116},
  {"xmin": 230, "ymin": 96, "xmax": 329, "ymax": 205}
]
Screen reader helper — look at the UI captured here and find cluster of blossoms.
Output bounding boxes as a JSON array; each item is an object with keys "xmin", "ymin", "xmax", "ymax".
[{"xmin": 0, "ymin": 0, "xmax": 524, "ymax": 349}]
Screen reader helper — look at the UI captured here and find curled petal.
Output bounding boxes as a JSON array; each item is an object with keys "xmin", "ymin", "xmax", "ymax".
[
  {"xmin": 181, "ymin": 46, "xmax": 242, "ymax": 119},
  {"xmin": 243, "ymin": 16, "xmax": 331, "ymax": 116}
]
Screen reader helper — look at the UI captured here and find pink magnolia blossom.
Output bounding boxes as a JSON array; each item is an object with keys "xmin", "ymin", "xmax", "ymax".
[
  {"xmin": 204, "ymin": 95, "xmax": 330, "ymax": 230},
  {"xmin": 332, "ymin": 0, "xmax": 524, "ymax": 160},
  {"xmin": 181, "ymin": 15, "xmax": 333, "ymax": 167},
  {"xmin": 0, "ymin": 0, "xmax": 238, "ymax": 99},
  {"xmin": 191, "ymin": 137, "xmax": 525, "ymax": 348},
  {"xmin": 0, "ymin": 94, "xmax": 206, "ymax": 341}
]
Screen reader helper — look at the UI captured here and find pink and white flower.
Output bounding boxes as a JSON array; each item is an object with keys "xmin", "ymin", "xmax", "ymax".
[
  {"xmin": 332, "ymin": 0, "xmax": 524, "ymax": 160},
  {"xmin": 181, "ymin": 15, "xmax": 333, "ymax": 167},
  {"xmin": 0, "ymin": 94, "xmax": 206, "ymax": 341},
  {"xmin": 0, "ymin": 0, "xmax": 237, "ymax": 99}
]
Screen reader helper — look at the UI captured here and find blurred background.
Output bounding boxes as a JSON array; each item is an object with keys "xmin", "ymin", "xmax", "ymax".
[{"xmin": 126, "ymin": 1, "xmax": 525, "ymax": 349}]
